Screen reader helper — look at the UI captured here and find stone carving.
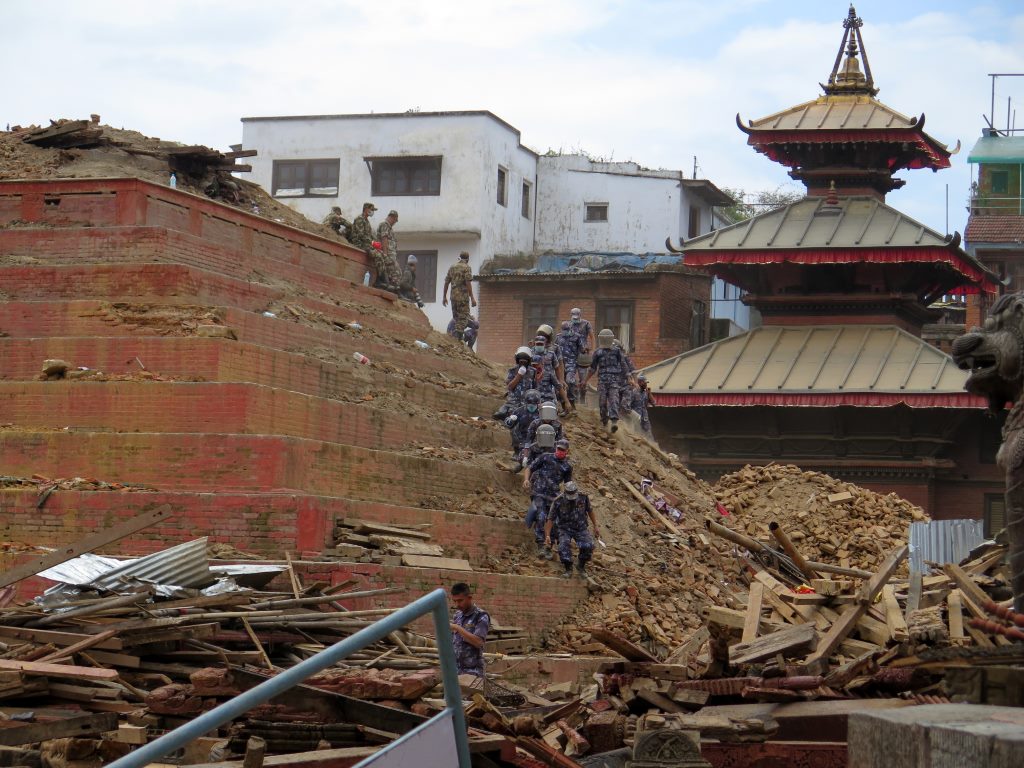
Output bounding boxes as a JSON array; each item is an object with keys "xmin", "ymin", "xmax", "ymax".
[
  {"xmin": 952, "ymin": 292, "xmax": 1024, "ymax": 612},
  {"xmin": 630, "ymin": 727, "xmax": 710, "ymax": 768}
]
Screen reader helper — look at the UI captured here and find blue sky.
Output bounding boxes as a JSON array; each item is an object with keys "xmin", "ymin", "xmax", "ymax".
[{"xmin": 5, "ymin": 0, "xmax": 1024, "ymax": 235}]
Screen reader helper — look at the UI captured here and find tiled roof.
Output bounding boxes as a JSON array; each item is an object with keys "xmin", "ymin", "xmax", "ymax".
[
  {"xmin": 745, "ymin": 94, "xmax": 920, "ymax": 133},
  {"xmin": 966, "ymin": 216, "xmax": 1024, "ymax": 244}
]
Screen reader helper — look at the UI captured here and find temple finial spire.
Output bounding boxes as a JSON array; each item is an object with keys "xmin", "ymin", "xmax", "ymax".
[{"xmin": 822, "ymin": 5, "xmax": 878, "ymax": 96}]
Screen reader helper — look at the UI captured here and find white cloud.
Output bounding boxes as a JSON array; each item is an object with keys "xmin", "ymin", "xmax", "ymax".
[{"xmin": 4, "ymin": 1, "xmax": 1024, "ymax": 233}]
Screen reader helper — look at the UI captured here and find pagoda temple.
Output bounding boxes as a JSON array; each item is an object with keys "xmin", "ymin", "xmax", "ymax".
[{"xmin": 645, "ymin": 7, "xmax": 1005, "ymax": 526}]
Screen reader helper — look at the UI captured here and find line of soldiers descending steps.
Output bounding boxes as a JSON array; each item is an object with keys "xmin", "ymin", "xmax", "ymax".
[{"xmin": 489, "ymin": 310, "xmax": 656, "ymax": 578}]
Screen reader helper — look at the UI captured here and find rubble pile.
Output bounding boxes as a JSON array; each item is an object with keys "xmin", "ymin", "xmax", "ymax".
[{"xmin": 712, "ymin": 463, "xmax": 926, "ymax": 572}]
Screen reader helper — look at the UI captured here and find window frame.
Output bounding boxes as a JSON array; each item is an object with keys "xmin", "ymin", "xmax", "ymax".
[
  {"xmin": 691, "ymin": 299, "xmax": 707, "ymax": 348},
  {"xmin": 523, "ymin": 300, "xmax": 559, "ymax": 344},
  {"xmin": 521, "ymin": 180, "xmax": 532, "ymax": 219},
  {"xmin": 585, "ymin": 203, "xmax": 609, "ymax": 223},
  {"xmin": 990, "ymin": 169, "xmax": 1010, "ymax": 195},
  {"xmin": 271, "ymin": 159, "xmax": 340, "ymax": 198},
  {"xmin": 366, "ymin": 156, "xmax": 443, "ymax": 197},
  {"xmin": 497, "ymin": 166, "xmax": 508, "ymax": 207},
  {"xmin": 596, "ymin": 300, "xmax": 635, "ymax": 352},
  {"xmin": 398, "ymin": 249, "xmax": 438, "ymax": 303},
  {"xmin": 687, "ymin": 205, "xmax": 702, "ymax": 239},
  {"xmin": 984, "ymin": 493, "xmax": 1006, "ymax": 537}
]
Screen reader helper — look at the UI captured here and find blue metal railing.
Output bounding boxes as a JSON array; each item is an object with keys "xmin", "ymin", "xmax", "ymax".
[{"xmin": 105, "ymin": 588, "xmax": 471, "ymax": 768}]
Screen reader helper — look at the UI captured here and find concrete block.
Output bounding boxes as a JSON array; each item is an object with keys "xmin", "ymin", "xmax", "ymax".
[{"xmin": 848, "ymin": 703, "xmax": 1024, "ymax": 768}]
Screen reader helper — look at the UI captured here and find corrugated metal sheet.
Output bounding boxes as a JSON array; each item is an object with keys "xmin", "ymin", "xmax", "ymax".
[
  {"xmin": 641, "ymin": 325, "xmax": 971, "ymax": 397},
  {"xmin": 40, "ymin": 538, "xmax": 213, "ymax": 590},
  {"xmin": 747, "ymin": 94, "xmax": 918, "ymax": 132},
  {"xmin": 908, "ymin": 519, "xmax": 986, "ymax": 574}
]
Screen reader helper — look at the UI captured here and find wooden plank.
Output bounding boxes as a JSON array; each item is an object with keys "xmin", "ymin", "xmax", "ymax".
[
  {"xmin": 621, "ymin": 479, "xmax": 680, "ymax": 535},
  {"xmin": 880, "ymin": 585, "xmax": 909, "ymax": 643},
  {"xmin": 636, "ymin": 688, "xmax": 685, "ymax": 713},
  {"xmin": 804, "ymin": 545, "xmax": 907, "ymax": 667},
  {"xmin": 855, "ymin": 614, "xmax": 890, "ymax": 647},
  {"xmin": 587, "ymin": 627, "xmax": 660, "ymax": 663},
  {"xmin": 0, "ymin": 659, "xmax": 118, "ymax": 681},
  {"xmin": 729, "ymin": 623, "xmax": 818, "ymax": 665},
  {"xmin": 742, "ymin": 582, "xmax": 764, "ymax": 644},
  {"xmin": 665, "ymin": 627, "xmax": 709, "ymax": 664},
  {"xmin": 400, "ymin": 555, "xmax": 472, "ymax": 571},
  {"xmin": 348, "ymin": 521, "xmax": 431, "ymax": 541},
  {"xmin": 947, "ymin": 589, "xmax": 966, "ymax": 644},
  {"xmin": 905, "ymin": 571, "xmax": 923, "ymax": 620},
  {"xmin": 0, "ymin": 626, "xmax": 124, "ymax": 651},
  {"xmin": 0, "ymin": 711, "xmax": 119, "ymax": 746},
  {"xmin": 39, "ymin": 629, "xmax": 118, "ymax": 662},
  {"xmin": 942, "ymin": 563, "xmax": 991, "ymax": 609},
  {"xmin": 0, "ymin": 505, "xmax": 174, "ymax": 589}
]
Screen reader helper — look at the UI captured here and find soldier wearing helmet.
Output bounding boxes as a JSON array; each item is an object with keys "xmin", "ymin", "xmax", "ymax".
[
  {"xmin": 523, "ymin": 437, "xmax": 573, "ymax": 558},
  {"xmin": 495, "ymin": 346, "xmax": 540, "ymax": 421},
  {"xmin": 532, "ymin": 330, "xmax": 572, "ymax": 415},
  {"xmin": 555, "ymin": 321, "xmax": 583, "ymax": 407},
  {"xmin": 546, "ymin": 480, "xmax": 599, "ymax": 579},
  {"xmin": 626, "ymin": 373, "xmax": 656, "ymax": 434},
  {"xmin": 568, "ymin": 307, "xmax": 595, "ymax": 352},
  {"xmin": 504, "ymin": 389, "xmax": 541, "ymax": 467},
  {"xmin": 522, "ymin": 400, "xmax": 564, "ymax": 466},
  {"xmin": 583, "ymin": 329, "xmax": 630, "ymax": 432}
]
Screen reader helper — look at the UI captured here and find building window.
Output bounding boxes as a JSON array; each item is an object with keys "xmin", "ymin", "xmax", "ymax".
[
  {"xmin": 497, "ymin": 167, "xmax": 508, "ymax": 207},
  {"xmin": 597, "ymin": 301, "xmax": 634, "ymax": 351},
  {"xmin": 688, "ymin": 206, "xmax": 702, "ymax": 239},
  {"xmin": 990, "ymin": 169, "xmax": 1010, "ymax": 195},
  {"xmin": 985, "ymin": 493, "xmax": 1006, "ymax": 537},
  {"xmin": 272, "ymin": 159, "xmax": 339, "ymax": 197},
  {"xmin": 691, "ymin": 299, "xmax": 707, "ymax": 348},
  {"xmin": 522, "ymin": 181, "xmax": 531, "ymax": 219},
  {"xmin": 367, "ymin": 157, "xmax": 442, "ymax": 196},
  {"xmin": 585, "ymin": 203, "xmax": 608, "ymax": 222},
  {"xmin": 398, "ymin": 250, "xmax": 437, "ymax": 303},
  {"xmin": 524, "ymin": 301, "xmax": 559, "ymax": 343}
]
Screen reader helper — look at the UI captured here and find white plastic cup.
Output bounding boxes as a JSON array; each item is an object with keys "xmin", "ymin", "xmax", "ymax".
[
  {"xmin": 352, "ymin": 352, "xmax": 370, "ymax": 365},
  {"xmin": 414, "ymin": 340, "xmax": 429, "ymax": 349}
]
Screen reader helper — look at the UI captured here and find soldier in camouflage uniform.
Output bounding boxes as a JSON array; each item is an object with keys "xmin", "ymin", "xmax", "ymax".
[
  {"xmin": 523, "ymin": 438, "xmax": 573, "ymax": 558},
  {"xmin": 627, "ymin": 374, "xmax": 656, "ymax": 434},
  {"xmin": 442, "ymin": 252, "xmax": 476, "ymax": 341},
  {"xmin": 321, "ymin": 206, "xmax": 350, "ymax": 237},
  {"xmin": 555, "ymin": 321, "xmax": 582, "ymax": 407},
  {"xmin": 495, "ymin": 347, "xmax": 539, "ymax": 420},
  {"xmin": 348, "ymin": 202, "xmax": 377, "ymax": 251},
  {"xmin": 583, "ymin": 329, "xmax": 630, "ymax": 432},
  {"xmin": 376, "ymin": 210, "xmax": 403, "ymax": 289},
  {"xmin": 546, "ymin": 481, "xmax": 599, "ymax": 579},
  {"xmin": 522, "ymin": 401, "xmax": 563, "ymax": 466},
  {"xmin": 505, "ymin": 388, "xmax": 541, "ymax": 462},
  {"xmin": 449, "ymin": 582, "xmax": 489, "ymax": 678},
  {"xmin": 398, "ymin": 254, "xmax": 424, "ymax": 307}
]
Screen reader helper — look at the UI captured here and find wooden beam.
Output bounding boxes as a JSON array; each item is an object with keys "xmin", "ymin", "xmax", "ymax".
[
  {"xmin": 0, "ymin": 626, "xmax": 123, "ymax": 650},
  {"xmin": 0, "ymin": 505, "xmax": 174, "ymax": 589},
  {"xmin": 0, "ymin": 711, "xmax": 118, "ymax": 746},
  {"xmin": 729, "ymin": 623, "xmax": 818, "ymax": 665},
  {"xmin": 947, "ymin": 589, "xmax": 966, "ymax": 644},
  {"xmin": 804, "ymin": 545, "xmax": 907, "ymax": 667},
  {"xmin": 742, "ymin": 582, "xmax": 764, "ymax": 644},
  {"xmin": 622, "ymin": 479, "xmax": 680, "ymax": 535},
  {"xmin": 880, "ymin": 585, "xmax": 909, "ymax": 643},
  {"xmin": 0, "ymin": 659, "xmax": 119, "ymax": 682}
]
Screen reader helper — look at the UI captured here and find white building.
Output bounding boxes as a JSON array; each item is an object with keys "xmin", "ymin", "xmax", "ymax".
[{"xmin": 240, "ymin": 110, "xmax": 746, "ymax": 333}]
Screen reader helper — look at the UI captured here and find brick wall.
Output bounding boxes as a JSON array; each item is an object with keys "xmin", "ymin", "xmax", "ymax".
[{"xmin": 477, "ymin": 271, "xmax": 712, "ymax": 369}]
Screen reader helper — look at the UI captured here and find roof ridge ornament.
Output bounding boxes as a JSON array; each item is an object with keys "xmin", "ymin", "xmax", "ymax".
[{"xmin": 821, "ymin": 5, "xmax": 878, "ymax": 97}]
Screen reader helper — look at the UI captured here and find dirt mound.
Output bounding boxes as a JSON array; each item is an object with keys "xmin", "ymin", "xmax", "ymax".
[{"xmin": 0, "ymin": 119, "xmax": 342, "ymax": 241}]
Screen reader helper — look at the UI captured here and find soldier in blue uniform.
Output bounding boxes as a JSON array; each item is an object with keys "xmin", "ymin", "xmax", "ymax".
[
  {"xmin": 505, "ymin": 389, "xmax": 541, "ymax": 466},
  {"xmin": 522, "ymin": 401, "xmax": 563, "ymax": 466},
  {"xmin": 546, "ymin": 481, "xmax": 600, "ymax": 579},
  {"xmin": 627, "ymin": 374, "xmax": 656, "ymax": 434},
  {"xmin": 582, "ymin": 329, "xmax": 630, "ymax": 432},
  {"xmin": 495, "ymin": 346, "xmax": 538, "ymax": 421},
  {"xmin": 555, "ymin": 321, "xmax": 583, "ymax": 407},
  {"xmin": 449, "ymin": 582, "xmax": 490, "ymax": 678},
  {"xmin": 523, "ymin": 437, "xmax": 573, "ymax": 558},
  {"xmin": 530, "ymin": 334, "xmax": 562, "ymax": 406}
]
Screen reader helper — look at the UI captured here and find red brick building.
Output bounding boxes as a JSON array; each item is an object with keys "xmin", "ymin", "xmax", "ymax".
[
  {"xmin": 475, "ymin": 264, "xmax": 712, "ymax": 369},
  {"xmin": 644, "ymin": 8, "xmax": 1006, "ymax": 527}
]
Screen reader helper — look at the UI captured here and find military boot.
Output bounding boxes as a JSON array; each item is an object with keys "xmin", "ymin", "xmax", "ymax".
[
  {"xmin": 561, "ymin": 563, "xmax": 573, "ymax": 579},
  {"xmin": 610, "ymin": 419, "xmax": 618, "ymax": 433},
  {"xmin": 576, "ymin": 563, "xmax": 588, "ymax": 578}
]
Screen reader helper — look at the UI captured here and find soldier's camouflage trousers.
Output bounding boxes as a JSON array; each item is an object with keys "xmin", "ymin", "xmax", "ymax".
[
  {"xmin": 598, "ymin": 379, "xmax": 622, "ymax": 423},
  {"xmin": 558, "ymin": 525, "xmax": 593, "ymax": 566},
  {"xmin": 450, "ymin": 297, "xmax": 470, "ymax": 340}
]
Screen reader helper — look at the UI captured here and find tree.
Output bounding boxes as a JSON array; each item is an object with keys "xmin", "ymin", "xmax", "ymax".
[{"xmin": 719, "ymin": 185, "xmax": 804, "ymax": 224}]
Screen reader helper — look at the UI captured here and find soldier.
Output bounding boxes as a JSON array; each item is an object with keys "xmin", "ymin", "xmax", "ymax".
[
  {"xmin": 505, "ymin": 388, "xmax": 541, "ymax": 464},
  {"xmin": 449, "ymin": 582, "xmax": 489, "ymax": 678},
  {"xmin": 569, "ymin": 307, "xmax": 595, "ymax": 353},
  {"xmin": 523, "ymin": 437, "xmax": 573, "ymax": 558},
  {"xmin": 496, "ymin": 347, "xmax": 539, "ymax": 420},
  {"xmin": 442, "ymin": 251, "xmax": 476, "ymax": 341},
  {"xmin": 398, "ymin": 254, "xmax": 424, "ymax": 307},
  {"xmin": 582, "ymin": 329, "xmax": 630, "ymax": 432},
  {"xmin": 614, "ymin": 338, "xmax": 638, "ymax": 413},
  {"xmin": 555, "ymin": 321, "xmax": 582, "ymax": 407},
  {"xmin": 376, "ymin": 210, "xmax": 404, "ymax": 289},
  {"xmin": 545, "ymin": 481, "xmax": 599, "ymax": 579},
  {"xmin": 369, "ymin": 241, "xmax": 399, "ymax": 292},
  {"xmin": 322, "ymin": 206, "xmax": 350, "ymax": 237},
  {"xmin": 348, "ymin": 202, "xmax": 377, "ymax": 252},
  {"xmin": 628, "ymin": 374, "xmax": 656, "ymax": 433},
  {"xmin": 523, "ymin": 400, "xmax": 564, "ymax": 466}
]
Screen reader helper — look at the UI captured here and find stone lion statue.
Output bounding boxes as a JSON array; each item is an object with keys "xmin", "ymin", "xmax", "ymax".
[{"xmin": 952, "ymin": 292, "xmax": 1024, "ymax": 612}]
